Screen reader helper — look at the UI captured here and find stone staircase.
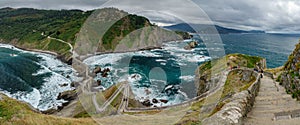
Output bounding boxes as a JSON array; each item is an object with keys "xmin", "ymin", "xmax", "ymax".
[{"xmin": 244, "ymin": 76, "xmax": 300, "ymax": 125}]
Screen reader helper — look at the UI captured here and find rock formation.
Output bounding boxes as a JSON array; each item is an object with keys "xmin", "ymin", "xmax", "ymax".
[
  {"xmin": 184, "ymin": 41, "xmax": 198, "ymax": 50},
  {"xmin": 279, "ymin": 41, "xmax": 300, "ymax": 99}
]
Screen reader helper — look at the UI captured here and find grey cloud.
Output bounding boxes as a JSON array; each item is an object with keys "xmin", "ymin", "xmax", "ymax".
[
  {"xmin": 193, "ymin": 0, "xmax": 300, "ymax": 33},
  {"xmin": 0, "ymin": 0, "xmax": 299, "ymax": 33},
  {"xmin": 0, "ymin": 0, "xmax": 108, "ymax": 10}
]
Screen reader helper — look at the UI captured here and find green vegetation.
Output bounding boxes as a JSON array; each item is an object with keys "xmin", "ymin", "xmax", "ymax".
[
  {"xmin": 0, "ymin": 8, "xmax": 92, "ymax": 56},
  {"xmin": 174, "ymin": 31, "xmax": 192, "ymax": 40},
  {"xmin": 279, "ymin": 41, "xmax": 300, "ymax": 100},
  {"xmin": 226, "ymin": 53, "xmax": 263, "ymax": 68},
  {"xmin": 0, "ymin": 94, "xmax": 96, "ymax": 125},
  {"xmin": 222, "ymin": 69, "xmax": 256, "ymax": 98},
  {"xmin": 176, "ymin": 99, "xmax": 204, "ymax": 125},
  {"xmin": 102, "ymin": 14, "xmax": 152, "ymax": 50}
]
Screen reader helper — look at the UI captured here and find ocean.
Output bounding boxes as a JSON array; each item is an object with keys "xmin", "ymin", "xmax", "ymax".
[
  {"xmin": 221, "ymin": 33, "xmax": 300, "ymax": 68},
  {"xmin": 0, "ymin": 33, "xmax": 299, "ymax": 110},
  {"xmin": 0, "ymin": 44, "xmax": 78, "ymax": 111}
]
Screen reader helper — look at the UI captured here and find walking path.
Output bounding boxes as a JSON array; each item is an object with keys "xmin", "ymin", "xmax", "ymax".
[{"xmin": 244, "ymin": 76, "xmax": 300, "ymax": 125}]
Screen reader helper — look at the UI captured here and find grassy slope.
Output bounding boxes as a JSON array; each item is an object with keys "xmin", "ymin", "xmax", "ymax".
[
  {"xmin": 184, "ymin": 54, "xmax": 262, "ymax": 124},
  {"xmin": 102, "ymin": 14, "xmax": 152, "ymax": 50},
  {"xmin": 0, "ymin": 8, "xmax": 91, "ymax": 56},
  {"xmin": 278, "ymin": 41, "xmax": 300, "ymax": 99},
  {"xmin": 0, "ymin": 94, "xmax": 96, "ymax": 125}
]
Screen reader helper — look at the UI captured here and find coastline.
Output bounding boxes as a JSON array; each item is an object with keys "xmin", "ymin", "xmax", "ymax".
[
  {"xmin": 0, "ymin": 43, "xmax": 78, "ymax": 114},
  {"xmin": 0, "ymin": 43, "xmax": 59, "ymax": 56}
]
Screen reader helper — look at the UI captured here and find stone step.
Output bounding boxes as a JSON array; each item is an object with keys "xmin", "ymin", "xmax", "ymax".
[
  {"xmin": 255, "ymin": 99, "xmax": 300, "ymax": 105},
  {"xmin": 247, "ymin": 112, "xmax": 274, "ymax": 118},
  {"xmin": 257, "ymin": 91, "xmax": 287, "ymax": 95},
  {"xmin": 255, "ymin": 95, "xmax": 292, "ymax": 101}
]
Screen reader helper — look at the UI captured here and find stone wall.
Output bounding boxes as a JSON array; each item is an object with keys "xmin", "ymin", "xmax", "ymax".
[{"xmin": 202, "ymin": 71, "xmax": 260, "ymax": 125}]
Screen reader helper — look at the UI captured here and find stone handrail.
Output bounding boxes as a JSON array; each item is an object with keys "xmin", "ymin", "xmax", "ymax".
[{"xmin": 202, "ymin": 70, "xmax": 261, "ymax": 125}]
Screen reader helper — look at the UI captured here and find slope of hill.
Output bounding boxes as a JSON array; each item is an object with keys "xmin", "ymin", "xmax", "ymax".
[
  {"xmin": 0, "ymin": 7, "xmax": 190, "ymax": 61},
  {"xmin": 0, "ymin": 7, "xmax": 92, "ymax": 62},
  {"xmin": 279, "ymin": 40, "xmax": 300, "ymax": 99},
  {"xmin": 163, "ymin": 23, "xmax": 265, "ymax": 34},
  {"xmin": 0, "ymin": 94, "xmax": 96, "ymax": 125}
]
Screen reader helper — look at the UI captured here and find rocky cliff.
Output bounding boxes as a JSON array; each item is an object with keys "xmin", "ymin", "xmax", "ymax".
[{"xmin": 279, "ymin": 41, "xmax": 300, "ymax": 99}]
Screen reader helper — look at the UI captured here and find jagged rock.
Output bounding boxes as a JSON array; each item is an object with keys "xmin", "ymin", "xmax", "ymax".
[
  {"xmin": 152, "ymin": 98, "xmax": 158, "ymax": 103},
  {"xmin": 59, "ymin": 83, "xmax": 68, "ymax": 87},
  {"xmin": 57, "ymin": 90, "xmax": 77, "ymax": 101},
  {"xmin": 93, "ymin": 66, "xmax": 102, "ymax": 74},
  {"xmin": 160, "ymin": 99, "xmax": 168, "ymax": 104},
  {"xmin": 102, "ymin": 68, "xmax": 110, "ymax": 73},
  {"xmin": 145, "ymin": 89, "xmax": 151, "ymax": 95},
  {"xmin": 184, "ymin": 41, "xmax": 198, "ymax": 50},
  {"xmin": 70, "ymin": 82, "xmax": 79, "ymax": 87},
  {"xmin": 279, "ymin": 42, "xmax": 300, "ymax": 100},
  {"xmin": 142, "ymin": 99, "xmax": 153, "ymax": 107},
  {"xmin": 96, "ymin": 80, "xmax": 102, "ymax": 86},
  {"xmin": 102, "ymin": 72, "xmax": 108, "ymax": 77}
]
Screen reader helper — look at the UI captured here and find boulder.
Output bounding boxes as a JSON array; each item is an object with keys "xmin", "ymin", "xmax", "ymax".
[
  {"xmin": 59, "ymin": 83, "xmax": 69, "ymax": 87},
  {"xmin": 160, "ymin": 99, "xmax": 168, "ymax": 104},
  {"xmin": 102, "ymin": 72, "xmax": 108, "ymax": 77},
  {"xmin": 184, "ymin": 41, "xmax": 198, "ymax": 50},
  {"xmin": 142, "ymin": 99, "xmax": 153, "ymax": 107},
  {"xmin": 152, "ymin": 98, "xmax": 159, "ymax": 103},
  {"xmin": 96, "ymin": 80, "xmax": 102, "ymax": 86},
  {"xmin": 93, "ymin": 66, "xmax": 102, "ymax": 74},
  {"xmin": 57, "ymin": 90, "xmax": 77, "ymax": 101}
]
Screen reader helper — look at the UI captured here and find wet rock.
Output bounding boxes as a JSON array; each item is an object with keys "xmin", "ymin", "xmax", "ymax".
[
  {"xmin": 102, "ymin": 68, "xmax": 110, "ymax": 74},
  {"xmin": 100, "ymin": 68, "xmax": 110, "ymax": 77},
  {"xmin": 152, "ymin": 98, "xmax": 159, "ymax": 103},
  {"xmin": 93, "ymin": 66, "xmax": 101, "ymax": 74},
  {"xmin": 71, "ymin": 82, "xmax": 79, "ymax": 87},
  {"xmin": 96, "ymin": 80, "xmax": 102, "ymax": 86},
  {"xmin": 102, "ymin": 72, "xmax": 108, "ymax": 77},
  {"xmin": 57, "ymin": 90, "xmax": 77, "ymax": 101},
  {"xmin": 59, "ymin": 83, "xmax": 69, "ymax": 87},
  {"xmin": 184, "ymin": 41, "xmax": 198, "ymax": 50},
  {"xmin": 160, "ymin": 99, "xmax": 168, "ymax": 104},
  {"xmin": 142, "ymin": 99, "xmax": 153, "ymax": 107},
  {"xmin": 145, "ymin": 89, "xmax": 151, "ymax": 95}
]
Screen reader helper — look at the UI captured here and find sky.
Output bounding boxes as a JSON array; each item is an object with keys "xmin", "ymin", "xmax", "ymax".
[{"xmin": 0, "ymin": 0, "xmax": 300, "ymax": 33}]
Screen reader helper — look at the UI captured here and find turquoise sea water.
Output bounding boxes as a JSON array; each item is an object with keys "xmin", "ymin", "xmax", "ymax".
[
  {"xmin": 0, "ymin": 33, "xmax": 299, "ymax": 109},
  {"xmin": 0, "ymin": 44, "xmax": 77, "ymax": 111}
]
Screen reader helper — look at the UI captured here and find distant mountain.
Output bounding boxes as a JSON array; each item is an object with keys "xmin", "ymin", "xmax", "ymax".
[{"xmin": 163, "ymin": 23, "xmax": 265, "ymax": 34}]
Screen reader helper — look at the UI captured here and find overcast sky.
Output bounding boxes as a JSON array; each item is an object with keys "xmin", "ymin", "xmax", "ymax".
[{"xmin": 1, "ymin": 0, "xmax": 300, "ymax": 33}]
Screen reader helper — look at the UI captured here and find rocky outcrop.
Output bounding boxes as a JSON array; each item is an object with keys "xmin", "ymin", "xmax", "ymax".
[
  {"xmin": 141, "ymin": 99, "xmax": 153, "ymax": 107},
  {"xmin": 279, "ymin": 41, "xmax": 300, "ymax": 99},
  {"xmin": 202, "ymin": 71, "xmax": 260, "ymax": 125},
  {"xmin": 184, "ymin": 41, "xmax": 198, "ymax": 50},
  {"xmin": 57, "ymin": 90, "xmax": 77, "ymax": 103}
]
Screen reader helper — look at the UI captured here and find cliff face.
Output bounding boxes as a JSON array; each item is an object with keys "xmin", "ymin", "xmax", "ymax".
[
  {"xmin": 75, "ymin": 8, "xmax": 189, "ymax": 56},
  {"xmin": 279, "ymin": 41, "xmax": 300, "ymax": 99},
  {"xmin": 0, "ymin": 7, "xmax": 190, "ymax": 62}
]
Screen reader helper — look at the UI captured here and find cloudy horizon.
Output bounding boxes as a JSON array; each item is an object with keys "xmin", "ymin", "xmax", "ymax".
[{"xmin": 1, "ymin": 0, "xmax": 300, "ymax": 33}]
